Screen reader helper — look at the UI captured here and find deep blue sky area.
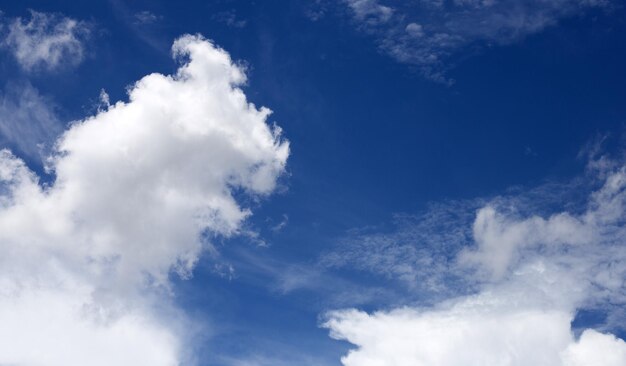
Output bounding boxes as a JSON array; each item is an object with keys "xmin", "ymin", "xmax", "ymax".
[{"xmin": 1, "ymin": 1, "xmax": 625, "ymax": 365}]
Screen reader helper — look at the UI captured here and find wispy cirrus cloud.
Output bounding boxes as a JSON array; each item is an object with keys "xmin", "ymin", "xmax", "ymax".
[
  {"xmin": 133, "ymin": 10, "xmax": 162, "ymax": 26},
  {"xmin": 337, "ymin": 0, "xmax": 610, "ymax": 83},
  {"xmin": 212, "ymin": 10, "xmax": 248, "ymax": 29},
  {"xmin": 346, "ymin": 0, "xmax": 394, "ymax": 26},
  {"xmin": 1, "ymin": 10, "xmax": 90, "ymax": 72},
  {"xmin": 320, "ymin": 206, "xmax": 479, "ymax": 299},
  {"xmin": 320, "ymin": 177, "xmax": 590, "ymax": 298},
  {"xmin": 0, "ymin": 35, "xmax": 289, "ymax": 365},
  {"xmin": 0, "ymin": 82, "xmax": 63, "ymax": 160}
]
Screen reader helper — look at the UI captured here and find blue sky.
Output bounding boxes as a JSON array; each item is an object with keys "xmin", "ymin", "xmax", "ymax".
[{"xmin": 0, "ymin": 1, "xmax": 625, "ymax": 365}]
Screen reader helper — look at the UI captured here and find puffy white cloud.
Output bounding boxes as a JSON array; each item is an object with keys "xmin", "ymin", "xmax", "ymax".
[
  {"xmin": 460, "ymin": 168, "xmax": 626, "ymax": 299},
  {"xmin": 325, "ymin": 295, "xmax": 626, "ymax": 366},
  {"xmin": 460, "ymin": 206, "xmax": 591, "ymax": 279},
  {"xmin": 0, "ymin": 34, "xmax": 288, "ymax": 365},
  {"xmin": 2, "ymin": 10, "xmax": 90, "ymax": 71},
  {"xmin": 562, "ymin": 330, "xmax": 626, "ymax": 366},
  {"xmin": 324, "ymin": 165, "xmax": 626, "ymax": 365}
]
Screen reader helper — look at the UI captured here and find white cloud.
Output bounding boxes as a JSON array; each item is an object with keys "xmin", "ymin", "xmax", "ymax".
[
  {"xmin": 2, "ymin": 10, "xmax": 90, "ymax": 71},
  {"xmin": 345, "ymin": 0, "xmax": 394, "ymax": 26},
  {"xmin": 0, "ymin": 34, "xmax": 289, "ymax": 365},
  {"xmin": 325, "ymin": 296, "xmax": 626, "ymax": 366},
  {"xmin": 0, "ymin": 82, "xmax": 63, "ymax": 159},
  {"xmin": 460, "ymin": 167, "xmax": 626, "ymax": 296},
  {"xmin": 562, "ymin": 330, "xmax": 626, "ymax": 366},
  {"xmin": 338, "ymin": 0, "xmax": 610, "ymax": 82},
  {"xmin": 0, "ymin": 282, "xmax": 181, "ymax": 366},
  {"xmin": 133, "ymin": 10, "xmax": 162, "ymax": 25},
  {"xmin": 405, "ymin": 23, "xmax": 424, "ymax": 38},
  {"xmin": 460, "ymin": 206, "xmax": 591, "ymax": 279},
  {"xmin": 324, "ymin": 163, "xmax": 626, "ymax": 365}
]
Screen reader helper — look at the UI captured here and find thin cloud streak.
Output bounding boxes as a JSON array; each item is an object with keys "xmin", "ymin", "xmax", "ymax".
[
  {"xmin": 0, "ymin": 82, "xmax": 63, "ymax": 160},
  {"xmin": 338, "ymin": 0, "xmax": 610, "ymax": 83}
]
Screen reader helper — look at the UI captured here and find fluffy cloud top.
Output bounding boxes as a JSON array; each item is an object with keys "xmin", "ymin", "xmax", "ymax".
[
  {"xmin": 2, "ymin": 10, "xmax": 90, "ymax": 71},
  {"xmin": 324, "ymin": 164, "xmax": 626, "ymax": 365},
  {"xmin": 0, "ymin": 34, "xmax": 288, "ymax": 365}
]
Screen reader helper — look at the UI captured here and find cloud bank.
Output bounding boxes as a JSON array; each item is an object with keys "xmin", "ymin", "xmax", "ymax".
[
  {"xmin": 0, "ymin": 34, "xmax": 289, "ymax": 365},
  {"xmin": 2, "ymin": 10, "xmax": 90, "ymax": 71},
  {"xmin": 324, "ymin": 161, "xmax": 626, "ymax": 365}
]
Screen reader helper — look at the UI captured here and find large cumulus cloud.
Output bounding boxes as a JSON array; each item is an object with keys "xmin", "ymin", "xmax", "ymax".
[{"xmin": 0, "ymin": 34, "xmax": 288, "ymax": 365}]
